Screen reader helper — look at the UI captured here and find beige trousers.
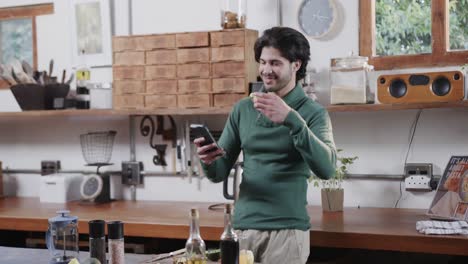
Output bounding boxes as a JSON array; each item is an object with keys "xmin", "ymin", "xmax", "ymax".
[{"xmin": 235, "ymin": 229, "xmax": 310, "ymax": 264}]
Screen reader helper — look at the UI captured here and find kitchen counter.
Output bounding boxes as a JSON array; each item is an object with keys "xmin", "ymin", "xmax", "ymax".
[
  {"xmin": 0, "ymin": 197, "xmax": 467, "ymax": 256},
  {"xmin": 0, "ymin": 246, "xmax": 149, "ymax": 264}
]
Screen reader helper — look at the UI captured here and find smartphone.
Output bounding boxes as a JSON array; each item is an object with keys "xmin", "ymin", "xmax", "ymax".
[{"xmin": 190, "ymin": 124, "xmax": 221, "ymax": 153}]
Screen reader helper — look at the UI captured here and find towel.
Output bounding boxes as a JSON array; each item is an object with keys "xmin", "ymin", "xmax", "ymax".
[{"xmin": 416, "ymin": 220, "xmax": 468, "ymax": 235}]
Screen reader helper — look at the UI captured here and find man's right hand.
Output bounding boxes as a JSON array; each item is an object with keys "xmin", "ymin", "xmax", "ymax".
[{"xmin": 193, "ymin": 137, "xmax": 225, "ymax": 165}]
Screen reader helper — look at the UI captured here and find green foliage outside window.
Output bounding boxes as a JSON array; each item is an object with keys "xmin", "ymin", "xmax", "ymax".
[
  {"xmin": 375, "ymin": 0, "xmax": 468, "ymax": 56},
  {"xmin": 449, "ymin": 0, "xmax": 468, "ymax": 50}
]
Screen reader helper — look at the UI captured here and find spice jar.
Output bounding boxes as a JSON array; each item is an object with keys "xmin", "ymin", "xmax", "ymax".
[
  {"xmin": 89, "ymin": 220, "xmax": 106, "ymax": 264},
  {"xmin": 108, "ymin": 221, "xmax": 125, "ymax": 264},
  {"xmin": 221, "ymin": 0, "xmax": 246, "ymax": 29},
  {"xmin": 330, "ymin": 54, "xmax": 374, "ymax": 104}
]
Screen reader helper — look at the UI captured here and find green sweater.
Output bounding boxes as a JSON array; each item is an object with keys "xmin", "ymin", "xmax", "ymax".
[{"xmin": 202, "ymin": 84, "xmax": 336, "ymax": 231}]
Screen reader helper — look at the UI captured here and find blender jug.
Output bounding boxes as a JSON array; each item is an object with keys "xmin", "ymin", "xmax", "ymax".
[{"xmin": 46, "ymin": 210, "xmax": 79, "ymax": 264}]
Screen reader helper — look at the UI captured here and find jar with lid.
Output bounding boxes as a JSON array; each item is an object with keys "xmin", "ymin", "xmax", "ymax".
[
  {"xmin": 330, "ymin": 54, "xmax": 374, "ymax": 104},
  {"xmin": 221, "ymin": 0, "xmax": 246, "ymax": 29}
]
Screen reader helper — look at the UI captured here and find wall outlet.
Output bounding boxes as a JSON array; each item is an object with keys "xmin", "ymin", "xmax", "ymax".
[
  {"xmin": 41, "ymin": 160, "xmax": 61, "ymax": 176},
  {"xmin": 404, "ymin": 163, "xmax": 432, "ymax": 191},
  {"xmin": 121, "ymin": 161, "xmax": 144, "ymax": 185}
]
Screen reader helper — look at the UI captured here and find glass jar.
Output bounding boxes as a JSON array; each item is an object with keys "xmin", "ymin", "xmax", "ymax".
[
  {"xmin": 221, "ymin": 0, "xmax": 246, "ymax": 29},
  {"xmin": 45, "ymin": 210, "xmax": 79, "ymax": 264},
  {"xmin": 330, "ymin": 54, "xmax": 374, "ymax": 104},
  {"xmin": 302, "ymin": 68, "xmax": 318, "ymax": 101}
]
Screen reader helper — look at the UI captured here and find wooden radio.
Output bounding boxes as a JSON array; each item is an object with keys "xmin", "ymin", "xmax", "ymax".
[{"xmin": 377, "ymin": 71, "xmax": 464, "ymax": 104}]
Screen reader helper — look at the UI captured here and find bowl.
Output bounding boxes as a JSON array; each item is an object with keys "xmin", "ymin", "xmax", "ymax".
[{"xmin": 10, "ymin": 83, "xmax": 70, "ymax": 110}]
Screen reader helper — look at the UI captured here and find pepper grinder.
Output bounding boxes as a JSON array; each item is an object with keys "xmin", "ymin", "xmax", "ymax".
[{"xmin": 89, "ymin": 220, "xmax": 106, "ymax": 264}]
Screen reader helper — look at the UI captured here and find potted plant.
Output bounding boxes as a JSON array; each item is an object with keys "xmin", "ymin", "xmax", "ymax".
[{"xmin": 311, "ymin": 149, "xmax": 358, "ymax": 212}]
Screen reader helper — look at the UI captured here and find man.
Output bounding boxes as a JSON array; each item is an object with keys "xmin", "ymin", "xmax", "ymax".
[{"xmin": 194, "ymin": 27, "xmax": 336, "ymax": 263}]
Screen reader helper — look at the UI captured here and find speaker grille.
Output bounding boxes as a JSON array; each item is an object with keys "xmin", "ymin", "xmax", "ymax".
[
  {"xmin": 432, "ymin": 76, "xmax": 451, "ymax": 96},
  {"xmin": 389, "ymin": 79, "xmax": 407, "ymax": 98}
]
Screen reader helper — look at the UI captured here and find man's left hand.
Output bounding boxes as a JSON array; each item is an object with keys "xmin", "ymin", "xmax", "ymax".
[{"xmin": 252, "ymin": 92, "xmax": 291, "ymax": 124}]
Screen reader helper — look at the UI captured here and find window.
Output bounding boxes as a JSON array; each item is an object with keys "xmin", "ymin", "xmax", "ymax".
[
  {"xmin": 0, "ymin": 3, "xmax": 53, "ymax": 89},
  {"xmin": 360, "ymin": 0, "xmax": 468, "ymax": 70}
]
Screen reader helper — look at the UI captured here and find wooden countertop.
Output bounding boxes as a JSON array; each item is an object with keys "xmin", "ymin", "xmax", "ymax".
[{"xmin": 0, "ymin": 197, "xmax": 467, "ymax": 256}]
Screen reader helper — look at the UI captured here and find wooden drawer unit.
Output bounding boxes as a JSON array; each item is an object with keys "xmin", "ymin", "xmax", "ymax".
[
  {"xmin": 114, "ymin": 80, "xmax": 146, "ymax": 95},
  {"xmin": 146, "ymin": 50, "xmax": 177, "ymax": 65},
  {"xmin": 176, "ymin": 32, "xmax": 209, "ymax": 48},
  {"xmin": 113, "ymin": 37, "xmax": 136, "ymax": 51},
  {"xmin": 146, "ymin": 80, "xmax": 177, "ymax": 94},
  {"xmin": 145, "ymin": 94, "xmax": 177, "ymax": 108},
  {"xmin": 135, "ymin": 34, "xmax": 176, "ymax": 50},
  {"xmin": 113, "ymin": 94, "xmax": 144, "ymax": 109},
  {"xmin": 212, "ymin": 62, "xmax": 245, "ymax": 77},
  {"xmin": 177, "ymin": 63, "xmax": 210, "ymax": 79},
  {"xmin": 177, "ymin": 48, "xmax": 210, "ymax": 63},
  {"xmin": 211, "ymin": 46, "xmax": 245, "ymax": 62},
  {"xmin": 113, "ymin": 66, "xmax": 145, "ymax": 80},
  {"xmin": 114, "ymin": 51, "xmax": 145, "ymax": 65},
  {"xmin": 212, "ymin": 78, "xmax": 245, "ymax": 93},
  {"xmin": 112, "ymin": 29, "xmax": 258, "ymax": 110},
  {"xmin": 178, "ymin": 79, "xmax": 211, "ymax": 94},
  {"xmin": 210, "ymin": 30, "xmax": 245, "ymax": 47},
  {"xmin": 178, "ymin": 94, "xmax": 211, "ymax": 108},
  {"xmin": 213, "ymin": 93, "xmax": 245, "ymax": 107},
  {"xmin": 145, "ymin": 65, "xmax": 177, "ymax": 79}
]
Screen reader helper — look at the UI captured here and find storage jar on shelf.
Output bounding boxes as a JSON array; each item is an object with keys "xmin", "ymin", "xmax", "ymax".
[
  {"xmin": 330, "ymin": 54, "xmax": 374, "ymax": 104},
  {"xmin": 221, "ymin": 0, "xmax": 246, "ymax": 29}
]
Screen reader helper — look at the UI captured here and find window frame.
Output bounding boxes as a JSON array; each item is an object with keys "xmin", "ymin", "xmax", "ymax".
[
  {"xmin": 359, "ymin": 0, "xmax": 468, "ymax": 70},
  {"xmin": 0, "ymin": 3, "xmax": 53, "ymax": 89}
]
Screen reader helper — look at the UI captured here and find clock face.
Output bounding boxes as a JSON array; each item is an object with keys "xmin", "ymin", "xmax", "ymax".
[{"xmin": 298, "ymin": 0, "xmax": 336, "ymax": 38}]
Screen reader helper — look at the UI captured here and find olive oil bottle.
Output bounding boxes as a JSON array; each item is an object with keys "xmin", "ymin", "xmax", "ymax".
[{"xmin": 185, "ymin": 208, "xmax": 207, "ymax": 264}]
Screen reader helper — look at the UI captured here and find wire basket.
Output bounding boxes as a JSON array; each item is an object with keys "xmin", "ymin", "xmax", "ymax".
[{"xmin": 80, "ymin": 131, "xmax": 117, "ymax": 165}]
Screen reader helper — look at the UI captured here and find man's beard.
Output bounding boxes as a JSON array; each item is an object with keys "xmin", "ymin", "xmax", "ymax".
[{"xmin": 262, "ymin": 69, "xmax": 293, "ymax": 92}]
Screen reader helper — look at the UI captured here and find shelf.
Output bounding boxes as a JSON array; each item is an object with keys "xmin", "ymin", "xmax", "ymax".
[
  {"xmin": 327, "ymin": 101, "xmax": 468, "ymax": 112},
  {"xmin": 0, "ymin": 101, "xmax": 467, "ymax": 118},
  {"xmin": 0, "ymin": 107, "xmax": 232, "ymax": 118}
]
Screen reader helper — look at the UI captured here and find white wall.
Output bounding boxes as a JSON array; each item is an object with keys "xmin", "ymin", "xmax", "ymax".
[{"xmin": 1, "ymin": 0, "xmax": 467, "ymax": 210}]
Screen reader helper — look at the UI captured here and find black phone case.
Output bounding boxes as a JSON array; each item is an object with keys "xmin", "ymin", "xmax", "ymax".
[{"xmin": 190, "ymin": 124, "xmax": 218, "ymax": 147}]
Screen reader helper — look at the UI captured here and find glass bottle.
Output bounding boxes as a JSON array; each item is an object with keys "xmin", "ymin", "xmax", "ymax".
[
  {"xmin": 108, "ymin": 221, "xmax": 125, "ymax": 264},
  {"xmin": 221, "ymin": 0, "xmax": 247, "ymax": 29},
  {"xmin": 185, "ymin": 208, "xmax": 207, "ymax": 264},
  {"xmin": 76, "ymin": 49, "xmax": 90, "ymax": 109},
  {"xmin": 220, "ymin": 204, "xmax": 239, "ymax": 264},
  {"xmin": 88, "ymin": 220, "xmax": 106, "ymax": 264}
]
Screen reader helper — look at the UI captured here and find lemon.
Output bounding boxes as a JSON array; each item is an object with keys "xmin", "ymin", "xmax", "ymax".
[
  {"xmin": 239, "ymin": 250, "xmax": 254, "ymax": 264},
  {"xmin": 68, "ymin": 258, "xmax": 80, "ymax": 264}
]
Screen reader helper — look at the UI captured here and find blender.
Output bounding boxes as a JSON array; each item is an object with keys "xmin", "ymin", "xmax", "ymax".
[{"xmin": 46, "ymin": 210, "xmax": 79, "ymax": 264}]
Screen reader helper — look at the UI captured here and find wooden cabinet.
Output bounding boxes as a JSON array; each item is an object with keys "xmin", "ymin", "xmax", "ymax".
[{"xmin": 112, "ymin": 29, "xmax": 258, "ymax": 110}]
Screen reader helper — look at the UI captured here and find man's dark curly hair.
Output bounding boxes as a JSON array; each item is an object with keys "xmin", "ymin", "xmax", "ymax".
[{"xmin": 254, "ymin": 27, "xmax": 310, "ymax": 82}]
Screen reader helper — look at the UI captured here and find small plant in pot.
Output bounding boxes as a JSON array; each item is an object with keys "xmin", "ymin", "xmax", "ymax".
[{"xmin": 311, "ymin": 149, "xmax": 358, "ymax": 212}]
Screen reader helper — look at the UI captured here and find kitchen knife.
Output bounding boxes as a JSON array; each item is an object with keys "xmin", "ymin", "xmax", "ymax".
[
  {"xmin": 140, "ymin": 248, "xmax": 185, "ymax": 263},
  {"xmin": 49, "ymin": 59, "xmax": 54, "ymax": 78}
]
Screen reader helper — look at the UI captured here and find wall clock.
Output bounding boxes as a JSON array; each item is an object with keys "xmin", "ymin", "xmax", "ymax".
[{"xmin": 298, "ymin": 0, "xmax": 337, "ymax": 39}]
